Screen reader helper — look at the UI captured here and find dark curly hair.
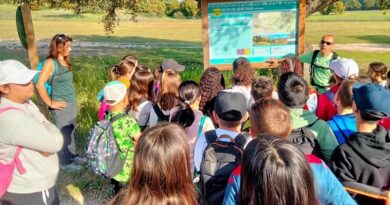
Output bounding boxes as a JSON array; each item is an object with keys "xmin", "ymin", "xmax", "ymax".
[
  {"xmin": 232, "ymin": 58, "xmax": 254, "ymax": 86},
  {"xmin": 199, "ymin": 67, "xmax": 225, "ymax": 112}
]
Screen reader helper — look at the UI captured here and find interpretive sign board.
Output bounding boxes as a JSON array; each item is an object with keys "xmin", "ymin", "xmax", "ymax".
[{"xmin": 201, "ymin": 0, "xmax": 306, "ymax": 70}]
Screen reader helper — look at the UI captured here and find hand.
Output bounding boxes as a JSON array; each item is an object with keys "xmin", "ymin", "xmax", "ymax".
[
  {"xmin": 49, "ymin": 100, "xmax": 67, "ymax": 110},
  {"xmin": 266, "ymin": 58, "xmax": 281, "ymax": 65}
]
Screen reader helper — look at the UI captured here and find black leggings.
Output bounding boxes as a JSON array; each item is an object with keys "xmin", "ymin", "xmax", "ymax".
[{"xmin": 1, "ymin": 186, "xmax": 59, "ymax": 205}]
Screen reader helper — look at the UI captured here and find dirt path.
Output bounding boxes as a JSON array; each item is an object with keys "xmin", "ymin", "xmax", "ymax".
[{"xmin": 0, "ymin": 39, "xmax": 389, "ymax": 56}]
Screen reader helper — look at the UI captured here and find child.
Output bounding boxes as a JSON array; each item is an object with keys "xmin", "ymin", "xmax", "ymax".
[
  {"xmin": 328, "ymin": 79, "xmax": 357, "ymax": 144},
  {"xmin": 331, "ymin": 83, "xmax": 390, "ymax": 204},
  {"xmin": 148, "ymin": 69, "xmax": 181, "ymax": 126},
  {"xmin": 316, "ymin": 58, "xmax": 359, "ymax": 121},
  {"xmin": 126, "ymin": 70, "xmax": 154, "ymax": 131},
  {"xmin": 108, "ymin": 60, "xmax": 136, "ymax": 81},
  {"xmin": 223, "ymin": 98, "xmax": 356, "ymax": 205},
  {"xmin": 109, "ymin": 123, "xmax": 196, "ymax": 205},
  {"xmin": 194, "ymin": 91, "xmax": 249, "ymax": 204},
  {"xmin": 226, "ymin": 57, "xmax": 255, "ymax": 109},
  {"xmin": 277, "ymin": 72, "xmax": 338, "ymax": 161},
  {"xmin": 367, "ymin": 62, "xmax": 388, "ymax": 88},
  {"xmin": 121, "ymin": 54, "xmax": 138, "ymax": 67},
  {"xmin": 0, "ymin": 60, "xmax": 63, "ymax": 204},
  {"xmin": 199, "ymin": 67, "xmax": 225, "ymax": 127},
  {"xmin": 103, "ymin": 81, "xmax": 141, "ymax": 194},
  {"xmin": 250, "ymin": 76, "xmax": 274, "ymax": 101},
  {"xmin": 170, "ymin": 81, "xmax": 215, "ymax": 172}
]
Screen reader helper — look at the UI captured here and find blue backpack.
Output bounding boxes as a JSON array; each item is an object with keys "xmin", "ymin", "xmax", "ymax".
[{"xmin": 33, "ymin": 59, "xmax": 58, "ymax": 96}]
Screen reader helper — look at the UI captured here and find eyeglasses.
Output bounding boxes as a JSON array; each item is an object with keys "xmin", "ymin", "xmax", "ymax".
[{"xmin": 320, "ymin": 40, "xmax": 333, "ymax": 46}]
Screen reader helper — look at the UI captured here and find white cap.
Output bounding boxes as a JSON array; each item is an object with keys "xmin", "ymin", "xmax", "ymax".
[
  {"xmin": 0, "ymin": 60, "xmax": 39, "ymax": 85},
  {"xmin": 103, "ymin": 81, "xmax": 127, "ymax": 106},
  {"xmin": 329, "ymin": 58, "xmax": 359, "ymax": 80}
]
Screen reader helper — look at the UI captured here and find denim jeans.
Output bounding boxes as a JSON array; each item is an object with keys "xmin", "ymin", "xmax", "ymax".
[{"xmin": 50, "ymin": 100, "xmax": 77, "ymax": 165}]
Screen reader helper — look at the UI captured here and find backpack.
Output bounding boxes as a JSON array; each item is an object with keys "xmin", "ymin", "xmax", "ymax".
[
  {"xmin": 0, "ymin": 107, "xmax": 26, "ymax": 197},
  {"xmin": 310, "ymin": 50, "xmax": 339, "ymax": 88},
  {"xmin": 199, "ymin": 130, "xmax": 250, "ymax": 205},
  {"xmin": 33, "ymin": 59, "xmax": 58, "ymax": 97},
  {"xmin": 288, "ymin": 119, "xmax": 324, "ymax": 160},
  {"xmin": 152, "ymin": 104, "xmax": 170, "ymax": 122},
  {"xmin": 85, "ymin": 113, "xmax": 129, "ymax": 178}
]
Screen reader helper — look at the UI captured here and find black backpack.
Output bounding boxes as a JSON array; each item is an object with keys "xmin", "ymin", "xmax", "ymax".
[
  {"xmin": 152, "ymin": 104, "xmax": 170, "ymax": 122},
  {"xmin": 310, "ymin": 50, "xmax": 339, "ymax": 87},
  {"xmin": 288, "ymin": 119, "xmax": 325, "ymax": 161},
  {"xmin": 199, "ymin": 130, "xmax": 250, "ymax": 205}
]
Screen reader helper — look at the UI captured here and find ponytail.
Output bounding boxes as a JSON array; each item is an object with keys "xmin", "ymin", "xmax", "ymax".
[
  {"xmin": 108, "ymin": 65, "xmax": 120, "ymax": 81},
  {"xmin": 171, "ymin": 102, "xmax": 195, "ymax": 129}
]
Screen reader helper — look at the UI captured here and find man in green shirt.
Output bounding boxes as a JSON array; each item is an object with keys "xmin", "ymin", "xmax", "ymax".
[{"xmin": 270, "ymin": 35, "xmax": 339, "ymax": 93}]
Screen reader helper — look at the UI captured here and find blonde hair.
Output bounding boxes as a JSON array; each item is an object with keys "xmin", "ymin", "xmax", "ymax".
[{"xmin": 160, "ymin": 69, "xmax": 181, "ymax": 96}]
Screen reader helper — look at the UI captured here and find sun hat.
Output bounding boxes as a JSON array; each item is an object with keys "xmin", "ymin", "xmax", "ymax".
[
  {"xmin": 159, "ymin": 59, "xmax": 185, "ymax": 72},
  {"xmin": 0, "ymin": 59, "xmax": 39, "ymax": 85},
  {"xmin": 215, "ymin": 91, "xmax": 247, "ymax": 122},
  {"xmin": 103, "ymin": 81, "xmax": 127, "ymax": 106},
  {"xmin": 329, "ymin": 58, "xmax": 359, "ymax": 80}
]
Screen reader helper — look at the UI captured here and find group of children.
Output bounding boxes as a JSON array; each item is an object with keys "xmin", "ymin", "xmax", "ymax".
[{"xmin": 1, "ymin": 48, "xmax": 390, "ymax": 204}]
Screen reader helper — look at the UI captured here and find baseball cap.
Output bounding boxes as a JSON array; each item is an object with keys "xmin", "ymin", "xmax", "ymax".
[
  {"xmin": 352, "ymin": 83, "xmax": 390, "ymax": 118},
  {"xmin": 232, "ymin": 57, "xmax": 250, "ymax": 71},
  {"xmin": 0, "ymin": 59, "xmax": 39, "ymax": 85},
  {"xmin": 329, "ymin": 58, "xmax": 359, "ymax": 80},
  {"xmin": 160, "ymin": 59, "xmax": 185, "ymax": 72},
  {"xmin": 215, "ymin": 91, "xmax": 247, "ymax": 122},
  {"xmin": 103, "ymin": 81, "xmax": 127, "ymax": 106}
]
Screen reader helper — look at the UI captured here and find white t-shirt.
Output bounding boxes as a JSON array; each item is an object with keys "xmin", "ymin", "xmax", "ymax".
[{"xmin": 224, "ymin": 85, "xmax": 254, "ymax": 110}]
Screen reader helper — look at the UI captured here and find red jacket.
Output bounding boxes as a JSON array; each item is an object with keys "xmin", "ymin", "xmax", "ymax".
[{"xmin": 316, "ymin": 85, "xmax": 339, "ymax": 121}]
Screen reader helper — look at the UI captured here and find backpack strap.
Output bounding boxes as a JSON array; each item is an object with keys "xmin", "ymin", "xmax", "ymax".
[
  {"xmin": 310, "ymin": 50, "xmax": 320, "ymax": 76},
  {"xmin": 110, "ymin": 113, "xmax": 126, "ymax": 123},
  {"xmin": 0, "ymin": 107, "xmax": 26, "ymax": 174},
  {"xmin": 324, "ymin": 90, "xmax": 337, "ymax": 108},
  {"xmin": 153, "ymin": 104, "xmax": 169, "ymax": 122},
  {"xmin": 234, "ymin": 133, "xmax": 250, "ymax": 148},
  {"xmin": 331, "ymin": 51, "xmax": 339, "ymax": 60},
  {"xmin": 328, "ymin": 118, "xmax": 348, "ymax": 144},
  {"xmin": 48, "ymin": 59, "xmax": 58, "ymax": 99},
  {"xmin": 204, "ymin": 130, "xmax": 218, "ymax": 145},
  {"xmin": 197, "ymin": 116, "xmax": 207, "ymax": 139}
]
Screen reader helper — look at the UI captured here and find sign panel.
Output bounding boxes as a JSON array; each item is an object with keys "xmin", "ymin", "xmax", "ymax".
[{"xmin": 202, "ymin": 0, "xmax": 306, "ymax": 70}]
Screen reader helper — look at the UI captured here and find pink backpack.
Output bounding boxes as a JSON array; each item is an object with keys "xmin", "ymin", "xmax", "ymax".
[{"xmin": 0, "ymin": 107, "xmax": 26, "ymax": 197}]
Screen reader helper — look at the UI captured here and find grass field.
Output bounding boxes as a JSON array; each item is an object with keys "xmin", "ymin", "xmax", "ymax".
[{"xmin": 1, "ymin": 3, "xmax": 390, "ymax": 204}]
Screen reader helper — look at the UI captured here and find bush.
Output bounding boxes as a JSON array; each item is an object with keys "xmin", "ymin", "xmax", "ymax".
[
  {"xmin": 180, "ymin": 0, "xmax": 199, "ymax": 18},
  {"xmin": 173, "ymin": 10, "xmax": 185, "ymax": 19},
  {"xmin": 345, "ymin": 0, "xmax": 362, "ymax": 10}
]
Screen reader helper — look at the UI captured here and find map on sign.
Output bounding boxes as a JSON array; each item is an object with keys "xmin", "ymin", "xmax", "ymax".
[{"xmin": 207, "ymin": 0, "xmax": 298, "ymax": 65}]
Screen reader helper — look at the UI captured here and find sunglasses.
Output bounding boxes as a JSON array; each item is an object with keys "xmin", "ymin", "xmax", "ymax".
[{"xmin": 320, "ymin": 40, "xmax": 333, "ymax": 46}]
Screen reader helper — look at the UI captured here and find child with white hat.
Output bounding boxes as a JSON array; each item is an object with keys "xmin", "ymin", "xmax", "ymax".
[
  {"xmin": 102, "ymin": 80, "xmax": 141, "ymax": 194},
  {"xmin": 316, "ymin": 58, "xmax": 359, "ymax": 121}
]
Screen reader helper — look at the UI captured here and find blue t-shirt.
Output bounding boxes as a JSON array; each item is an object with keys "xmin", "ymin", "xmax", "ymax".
[{"xmin": 328, "ymin": 114, "xmax": 357, "ymax": 144}]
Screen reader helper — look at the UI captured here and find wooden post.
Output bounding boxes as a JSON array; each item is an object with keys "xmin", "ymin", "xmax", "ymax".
[
  {"xmin": 20, "ymin": 4, "xmax": 48, "ymax": 117},
  {"xmin": 20, "ymin": 4, "xmax": 39, "ymax": 70}
]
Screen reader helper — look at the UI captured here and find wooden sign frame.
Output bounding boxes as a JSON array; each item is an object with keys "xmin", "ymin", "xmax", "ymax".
[{"xmin": 201, "ymin": 0, "xmax": 306, "ymax": 70}]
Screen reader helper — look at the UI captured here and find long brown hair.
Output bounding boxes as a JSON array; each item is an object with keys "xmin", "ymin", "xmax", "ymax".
[
  {"xmin": 160, "ymin": 69, "xmax": 181, "ymax": 97},
  {"xmin": 127, "ymin": 70, "xmax": 154, "ymax": 111},
  {"xmin": 109, "ymin": 123, "xmax": 196, "ymax": 205},
  {"xmin": 239, "ymin": 135, "xmax": 318, "ymax": 205},
  {"xmin": 109, "ymin": 60, "xmax": 136, "ymax": 81},
  {"xmin": 48, "ymin": 34, "xmax": 73, "ymax": 70}
]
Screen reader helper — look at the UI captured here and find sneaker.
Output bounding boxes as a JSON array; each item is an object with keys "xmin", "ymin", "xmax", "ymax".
[{"xmin": 61, "ymin": 162, "xmax": 82, "ymax": 172}]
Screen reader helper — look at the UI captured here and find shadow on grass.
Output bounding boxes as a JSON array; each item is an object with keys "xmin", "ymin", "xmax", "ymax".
[{"xmin": 348, "ymin": 35, "xmax": 390, "ymax": 44}]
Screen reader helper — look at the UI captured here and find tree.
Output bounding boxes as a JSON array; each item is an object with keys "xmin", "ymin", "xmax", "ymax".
[{"xmin": 344, "ymin": 0, "xmax": 362, "ymax": 10}]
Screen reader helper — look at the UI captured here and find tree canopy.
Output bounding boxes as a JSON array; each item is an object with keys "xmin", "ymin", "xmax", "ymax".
[{"xmin": 13, "ymin": 0, "xmax": 389, "ymax": 33}]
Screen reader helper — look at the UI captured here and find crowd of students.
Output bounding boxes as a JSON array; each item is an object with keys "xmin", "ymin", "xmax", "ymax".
[{"xmin": 1, "ymin": 33, "xmax": 390, "ymax": 205}]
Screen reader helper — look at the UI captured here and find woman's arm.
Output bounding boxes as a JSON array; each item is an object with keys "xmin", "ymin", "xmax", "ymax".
[{"xmin": 35, "ymin": 58, "xmax": 66, "ymax": 109}]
